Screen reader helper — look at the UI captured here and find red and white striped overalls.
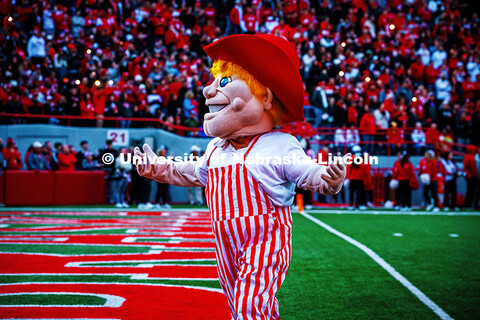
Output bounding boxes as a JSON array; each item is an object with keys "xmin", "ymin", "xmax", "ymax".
[{"xmin": 205, "ymin": 134, "xmax": 293, "ymax": 320}]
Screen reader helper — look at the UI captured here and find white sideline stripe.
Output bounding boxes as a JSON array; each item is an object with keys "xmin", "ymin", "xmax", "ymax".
[
  {"xmin": 299, "ymin": 211, "xmax": 453, "ymax": 320},
  {"xmin": 0, "ymin": 237, "xmax": 68, "ymax": 242},
  {"xmin": 0, "ymin": 251, "xmax": 215, "ymax": 257},
  {"xmin": 306, "ymin": 209, "xmax": 480, "ymax": 216},
  {"xmin": 0, "ymin": 292, "xmax": 125, "ymax": 308},
  {"xmin": 0, "ymin": 281, "xmax": 223, "ymax": 294}
]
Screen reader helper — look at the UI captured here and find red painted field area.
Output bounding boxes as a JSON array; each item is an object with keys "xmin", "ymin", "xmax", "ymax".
[{"xmin": 0, "ymin": 210, "xmax": 231, "ymax": 320}]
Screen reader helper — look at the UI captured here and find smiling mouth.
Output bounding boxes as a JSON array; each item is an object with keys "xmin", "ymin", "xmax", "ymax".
[{"xmin": 207, "ymin": 104, "xmax": 228, "ymax": 113}]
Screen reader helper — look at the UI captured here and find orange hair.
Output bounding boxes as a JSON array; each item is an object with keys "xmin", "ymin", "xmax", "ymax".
[{"xmin": 210, "ymin": 60, "xmax": 284, "ymax": 126}]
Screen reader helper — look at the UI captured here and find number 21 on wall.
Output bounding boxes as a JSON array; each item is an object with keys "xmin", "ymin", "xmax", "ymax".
[{"xmin": 107, "ymin": 130, "xmax": 129, "ymax": 146}]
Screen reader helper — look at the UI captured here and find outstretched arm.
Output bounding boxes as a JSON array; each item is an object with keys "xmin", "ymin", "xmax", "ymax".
[
  {"xmin": 301, "ymin": 162, "xmax": 346, "ymax": 195},
  {"xmin": 134, "ymin": 144, "xmax": 204, "ymax": 187}
]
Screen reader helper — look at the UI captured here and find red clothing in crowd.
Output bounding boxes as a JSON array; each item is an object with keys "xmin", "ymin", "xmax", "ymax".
[
  {"xmin": 425, "ymin": 127, "xmax": 440, "ymax": 144},
  {"xmin": 58, "ymin": 152, "xmax": 77, "ymax": 171},
  {"xmin": 359, "ymin": 113, "xmax": 376, "ymax": 134},
  {"xmin": 393, "ymin": 161, "xmax": 415, "ymax": 181},
  {"xmin": 418, "ymin": 157, "xmax": 438, "ymax": 182},
  {"xmin": 387, "ymin": 127, "xmax": 404, "ymax": 144},
  {"xmin": 347, "ymin": 163, "xmax": 369, "ymax": 181},
  {"xmin": 2, "ymin": 147, "xmax": 23, "ymax": 170},
  {"xmin": 464, "ymin": 145, "xmax": 479, "ymax": 178},
  {"xmin": 347, "ymin": 106, "xmax": 358, "ymax": 125}
]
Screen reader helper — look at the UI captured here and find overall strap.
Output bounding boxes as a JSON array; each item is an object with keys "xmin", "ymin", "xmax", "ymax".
[
  {"xmin": 206, "ymin": 146, "xmax": 218, "ymax": 167},
  {"xmin": 243, "ymin": 133, "xmax": 265, "ymax": 160}
]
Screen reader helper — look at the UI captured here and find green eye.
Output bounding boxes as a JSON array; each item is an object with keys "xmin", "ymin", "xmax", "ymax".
[{"xmin": 219, "ymin": 77, "xmax": 232, "ymax": 87}]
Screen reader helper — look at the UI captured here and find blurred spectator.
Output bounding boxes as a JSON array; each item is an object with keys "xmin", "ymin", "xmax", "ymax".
[
  {"xmin": 418, "ymin": 150, "xmax": 439, "ymax": 211},
  {"xmin": 75, "ymin": 140, "xmax": 89, "ymax": 169},
  {"xmin": 435, "ymin": 73, "xmax": 452, "ymax": 105},
  {"xmin": 411, "ymin": 122, "xmax": 426, "ymax": 155},
  {"xmin": 2, "ymin": 138, "xmax": 22, "ymax": 170},
  {"xmin": 99, "ymin": 139, "xmax": 119, "ymax": 204},
  {"xmin": 359, "ymin": 107, "xmax": 376, "ymax": 154},
  {"xmin": 27, "ymin": 141, "xmax": 50, "ymax": 170},
  {"xmin": 81, "ymin": 151, "xmax": 99, "ymax": 170},
  {"xmin": 392, "ymin": 152, "xmax": 417, "ymax": 211},
  {"xmin": 425, "ymin": 122, "xmax": 440, "ymax": 150},
  {"xmin": 26, "ymin": 27, "xmax": 46, "ymax": 64},
  {"xmin": 50, "ymin": 142, "xmax": 63, "ymax": 170},
  {"xmin": 387, "ymin": 122, "xmax": 405, "ymax": 155},
  {"xmin": 439, "ymin": 151, "xmax": 458, "ymax": 211},
  {"xmin": 113, "ymin": 147, "xmax": 132, "ymax": 208},
  {"xmin": 463, "ymin": 145, "xmax": 479, "ymax": 210},
  {"xmin": 334, "ymin": 124, "xmax": 347, "ymax": 153},
  {"xmin": 346, "ymin": 124, "xmax": 360, "ymax": 150},
  {"xmin": 155, "ymin": 145, "xmax": 171, "ymax": 208},
  {"xmin": 345, "ymin": 149, "xmax": 368, "ymax": 210},
  {"xmin": 57, "ymin": 145, "xmax": 77, "ymax": 171}
]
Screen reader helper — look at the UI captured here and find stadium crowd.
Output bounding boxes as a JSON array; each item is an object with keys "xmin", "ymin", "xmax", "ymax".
[{"xmin": 0, "ymin": 0, "xmax": 479, "ymax": 153}]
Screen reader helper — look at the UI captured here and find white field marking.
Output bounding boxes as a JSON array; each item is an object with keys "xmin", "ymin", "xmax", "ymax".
[
  {"xmin": 0, "ymin": 242, "xmax": 214, "ymax": 250},
  {"xmin": 299, "ymin": 211, "xmax": 454, "ymax": 320},
  {"xmin": 0, "ymin": 224, "xmax": 9, "ymax": 228},
  {"xmin": 0, "ymin": 237, "xmax": 68, "ymax": 242},
  {"xmin": 0, "ymin": 251, "xmax": 215, "ymax": 257},
  {"xmin": 0, "ymin": 232, "xmax": 214, "ymax": 237},
  {"xmin": 129, "ymin": 274, "xmax": 218, "ymax": 281},
  {"xmin": 306, "ymin": 209, "xmax": 480, "ymax": 216},
  {"xmin": 448, "ymin": 234, "xmax": 459, "ymax": 238},
  {"xmin": 0, "ymin": 227, "xmax": 128, "ymax": 233},
  {"xmin": 393, "ymin": 233, "xmax": 404, "ymax": 237},
  {"xmin": 172, "ymin": 219, "xmax": 187, "ymax": 227},
  {"xmin": 0, "ymin": 292, "xmax": 125, "ymax": 308},
  {"xmin": 118, "ymin": 212, "xmax": 128, "ymax": 216},
  {"xmin": 0, "ymin": 281, "xmax": 223, "ymax": 294},
  {"xmin": 65, "ymin": 259, "xmax": 217, "ymax": 268},
  {"xmin": 161, "ymin": 212, "xmax": 170, "ymax": 216},
  {"xmin": 120, "ymin": 236, "xmax": 214, "ymax": 243},
  {"xmin": 125, "ymin": 229, "xmax": 138, "ymax": 234},
  {"xmin": 120, "ymin": 236, "xmax": 136, "ymax": 243}
]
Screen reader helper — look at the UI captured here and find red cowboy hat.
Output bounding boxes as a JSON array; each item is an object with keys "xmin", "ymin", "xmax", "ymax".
[{"xmin": 203, "ymin": 34, "xmax": 304, "ymax": 124}]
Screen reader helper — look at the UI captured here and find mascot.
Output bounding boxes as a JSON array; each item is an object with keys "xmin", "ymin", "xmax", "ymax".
[{"xmin": 135, "ymin": 34, "xmax": 346, "ymax": 319}]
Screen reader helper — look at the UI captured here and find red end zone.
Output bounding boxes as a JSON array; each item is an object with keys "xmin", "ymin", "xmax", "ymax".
[{"xmin": 0, "ymin": 210, "xmax": 231, "ymax": 320}]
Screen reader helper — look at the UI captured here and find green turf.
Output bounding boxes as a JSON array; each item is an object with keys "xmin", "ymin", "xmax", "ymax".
[
  {"xmin": 0, "ymin": 274, "xmax": 221, "ymax": 290},
  {"xmin": 0, "ymin": 243, "xmax": 214, "ymax": 254},
  {"xmin": 0, "ymin": 293, "xmax": 105, "ymax": 306},
  {"xmin": 305, "ymin": 213, "xmax": 480, "ymax": 320},
  {"xmin": 0, "ymin": 229, "xmax": 130, "ymax": 235},
  {"xmin": 85, "ymin": 259, "xmax": 217, "ymax": 266},
  {"xmin": 0, "ymin": 243, "xmax": 151, "ymax": 254}
]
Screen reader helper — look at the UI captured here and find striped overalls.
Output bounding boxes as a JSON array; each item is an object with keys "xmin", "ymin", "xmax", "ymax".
[{"xmin": 205, "ymin": 135, "xmax": 293, "ymax": 320}]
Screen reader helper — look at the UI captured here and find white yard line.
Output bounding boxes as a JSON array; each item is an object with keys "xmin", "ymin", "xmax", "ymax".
[{"xmin": 299, "ymin": 211, "xmax": 454, "ymax": 320}]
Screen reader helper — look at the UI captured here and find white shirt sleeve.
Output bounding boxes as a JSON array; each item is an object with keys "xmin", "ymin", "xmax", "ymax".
[
  {"xmin": 194, "ymin": 138, "xmax": 220, "ymax": 186},
  {"xmin": 281, "ymin": 134, "xmax": 317, "ymax": 187}
]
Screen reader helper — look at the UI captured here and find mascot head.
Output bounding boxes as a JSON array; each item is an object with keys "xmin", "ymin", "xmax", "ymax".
[{"xmin": 202, "ymin": 34, "xmax": 304, "ymax": 139}]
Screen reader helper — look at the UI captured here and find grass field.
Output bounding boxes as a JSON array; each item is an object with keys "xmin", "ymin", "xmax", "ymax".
[{"xmin": 0, "ymin": 207, "xmax": 478, "ymax": 319}]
